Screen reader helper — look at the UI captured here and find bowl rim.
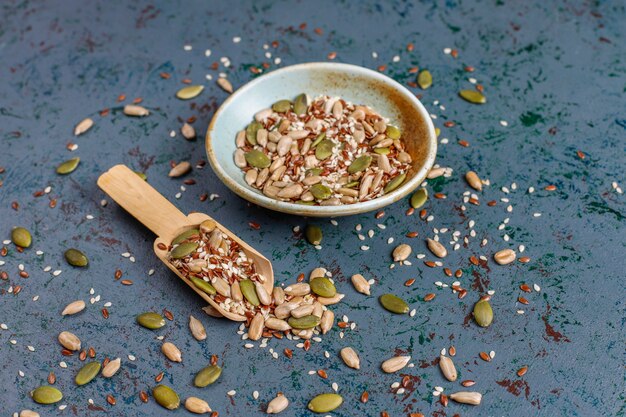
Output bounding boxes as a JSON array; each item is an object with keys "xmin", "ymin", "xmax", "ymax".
[{"xmin": 206, "ymin": 62, "xmax": 437, "ymax": 217}]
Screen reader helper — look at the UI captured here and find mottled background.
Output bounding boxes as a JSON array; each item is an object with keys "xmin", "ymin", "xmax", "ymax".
[{"xmin": 1, "ymin": 1, "xmax": 625, "ymax": 416}]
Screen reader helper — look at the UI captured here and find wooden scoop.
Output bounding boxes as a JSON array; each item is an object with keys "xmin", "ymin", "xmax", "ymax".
[{"xmin": 97, "ymin": 164, "xmax": 274, "ymax": 322}]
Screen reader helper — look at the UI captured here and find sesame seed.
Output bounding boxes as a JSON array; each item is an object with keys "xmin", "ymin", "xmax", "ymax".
[
  {"xmin": 533, "ymin": 283, "xmax": 541, "ymax": 292},
  {"xmin": 227, "ymin": 390, "xmax": 236, "ymax": 396},
  {"xmin": 233, "ymin": 36, "xmax": 241, "ymax": 43},
  {"xmin": 500, "ymin": 120, "xmax": 508, "ymax": 126},
  {"xmin": 360, "ymin": 245, "xmax": 370, "ymax": 251},
  {"xmin": 128, "ymin": 354, "xmax": 136, "ymax": 361},
  {"xmin": 533, "ymin": 212, "xmax": 542, "ymax": 217},
  {"xmin": 183, "ymin": 45, "xmax": 192, "ymax": 51}
]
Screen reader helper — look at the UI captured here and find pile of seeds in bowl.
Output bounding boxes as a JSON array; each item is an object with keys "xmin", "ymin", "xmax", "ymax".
[
  {"xmin": 233, "ymin": 93, "xmax": 413, "ymax": 205},
  {"xmin": 167, "ymin": 219, "xmax": 342, "ymax": 340}
]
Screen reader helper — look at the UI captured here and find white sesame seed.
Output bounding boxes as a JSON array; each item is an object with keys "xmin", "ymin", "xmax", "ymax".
[
  {"xmin": 0, "ymin": 323, "xmax": 8, "ymax": 330},
  {"xmin": 355, "ymin": 224, "xmax": 362, "ymax": 231},
  {"xmin": 487, "ymin": 290, "xmax": 495, "ymax": 295},
  {"xmin": 433, "ymin": 391, "xmax": 441, "ymax": 397},
  {"xmin": 533, "ymin": 283, "xmax": 541, "ymax": 292},
  {"xmin": 27, "ymin": 345, "xmax": 35, "ymax": 352},
  {"xmin": 128, "ymin": 354, "xmax": 136, "ymax": 361},
  {"xmin": 332, "ymin": 382, "xmax": 339, "ymax": 392},
  {"xmin": 175, "ymin": 192, "xmax": 182, "ymax": 199},
  {"xmin": 204, "ymin": 49, "xmax": 212, "ymax": 57},
  {"xmin": 253, "ymin": 391, "xmax": 259, "ymax": 399},
  {"xmin": 45, "ymin": 186, "xmax": 52, "ymax": 193},
  {"xmin": 533, "ymin": 212, "xmax": 542, "ymax": 217},
  {"xmin": 58, "ymin": 405, "xmax": 67, "ymax": 410},
  {"xmin": 360, "ymin": 245, "xmax": 370, "ymax": 251},
  {"xmin": 53, "ymin": 270, "xmax": 62, "ymax": 276},
  {"xmin": 435, "ymin": 386, "xmax": 444, "ymax": 392},
  {"xmin": 227, "ymin": 390, "xmax": 236, "ymax": 396},
  {"xmin": 169, "ymin": 130, "xmax": 176, "ymax": 138},
  {"xmin": 330, "ymin": 219, "xmax": 338, "ymax": 226},
  {"xmin": 500, "ymin": 120, "xmax": 508, "ymax": 126},
  {"xmin": 517, "ymin": 309, "xmax": 525, "ymax": 314},
  {"xmin": 18, "ymin": 370, "xmax": 24, "ymax": 377},
  {"xmin": 183, "ymin": 45, "xmax": 192, "ymax": 51},
  {"xmin": 397, "ymin": 388, "xmax": 406, "ymax": 395},
  {"xmin": 489, "ymin": 350, "xmax": 496, "ymax": 359},
  {"xmin": 469, "ymin": 77, "xmax": 477, "ymax": 84},
  {"xmin": 507, "ymin": 205, "xmax": 513, "ymax": 212},
  {"xmin": 148, "ymin": 269, "xmax": 155, "ymax": 276},
  {"xmin": 441, "ymin": 348, "xmax": 446, "ymax": 355},
  {"xmin": 233, "ymin": 36, "xmax": 241, "ymax": 43},
  {"xmin": 387, "ymin": 237, "xmax": 394, "ymax": 244},
  {"xmin": 519, "ymin": 245, "xmax": 525, "ymax": 253},
  {"xmin": 100, "ymin": 199, "xmax": 107, "ymax": 207},
  {"xmin": 528, "ymin": 186, "xmax": 535, "ymax": 193},
  {"xmin": 59, "ymin": 361, "xmax": 67, "ymax": 368},
  {"xmin": 443, "ymin": 48, "xmax": 451, "ymax": 54},
  {"xmin": 503, "ymin": 234, "xmax": 510, "ymax": 242},
  {"xmin": 367, "ymin": 279, "xmax": 375, "ymax": 285}
]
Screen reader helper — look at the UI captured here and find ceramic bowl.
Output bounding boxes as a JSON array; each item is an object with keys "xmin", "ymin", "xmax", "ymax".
[{"xmin": 206, "ymin": 62, "xmax": 437, "ymax": 217}]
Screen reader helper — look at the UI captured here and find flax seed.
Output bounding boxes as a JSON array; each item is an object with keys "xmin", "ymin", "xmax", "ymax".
[
  {"xmin": 424, "ymin": 293, "xmax": 436, "ymax": 301},
  {"xmin": 517, "ymin": 366, "xmax": 528, "ymax": 377},
  {"xmin": 361, "ymin": 391, "xmax": 369, "ymax": 403},
  {"xmin": 404, "ymin": 278, "xmax": 415, "ymax": 287},
  {"xmin": 479, "ymin": 352, "xmax": 490, "ymax": 362}
]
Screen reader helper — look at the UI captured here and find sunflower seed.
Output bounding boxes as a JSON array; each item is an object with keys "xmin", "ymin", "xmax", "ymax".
[
  {"xmin": 123, "ymin": 104, "xmax": 150, "ymax": 116},
  {"xmin": 320, "ymin": 310, "xmax": 334, "ymax": 334},
  {"xmin": 169, "ymin": 161, "xmax": 192, "ymax": 177},
  {"xmin": 465, "ymin": 171, "xmax": 482, "ymax": 191},
  {"xmin": 340, "ymin": 347, "xmax": 360, "ymax": 369},
  {"xmin": 19, "ymin": 410, "xmax": 40, "ymax": 417},
  {"xmin": 351, "ymin": 273, "xmax": 370, "ymax": 295},
  {"xmin": 392, "ymin": 244, "xmax": 412, "ymax": 261},
  {"xmin": 439, "ymin": 355, "xmax": 457, "ymax": 381},
  {"xmin": 181, "ymin": 123, "xmax": 196, "ymax": 140},
  {"xmin": 381, "ymin": 355, "xmax": 411, "ymax": 373},
  {"xmin": 494, "ymin": 249, "xmax": 516, "ymax": 265},
  {"xmin": 176, "ymin": 85, "xmax": 204, "ymax": 100},
  {"xmin": 184, "ymin": 396, "xmax": 212, "ymax": 414},
  {"xmin": 426, "ymin": 238, "xmax": 447, "ymax": 258},
  {"xmin": 58, "ymin": 331, "xmax": 81, "ymax": 351},
  {"xmin": 449, "ymin": 391, "xmax": 482, "ymax": 405},
  {"xmin": 62, "ymin": 300, "xmax": 85, "ymax": 316},
  {"xmin": 74, "ymin": 118, "xmax": 94, "ymax": 136},
  {"xmin": 248, "ymin": 313, "xmax": 264, "ymax": 341},
  {"xmin": 267, "ymin": 393, "xmax": 289, "ymax": 414},
  {"xmin": 102, "ymin": 358, "xmax": 121, "ymax": 378},
  {"xmin": 162, "ymin": 342, "xmax": 182, "ymax": 362},
  {"xmin": 284, "ymin": 283, "xmax": 310, "ymax": 296},
  {"xmin": 264, "ymin": 317, "xmax": 291, "ymax": 331},
  {"xmin": 189, "ymin": 315, "xmax": 207, "ymax": 341},
  {"xmin": 217, "ymin": 78, "xmax": 233, "ymax": 93}
]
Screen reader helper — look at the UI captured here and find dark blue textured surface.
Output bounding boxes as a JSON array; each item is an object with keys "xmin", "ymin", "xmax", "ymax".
[{"xmin": 1, "ymin": 1, "xmax": 625, "ymax": 416}]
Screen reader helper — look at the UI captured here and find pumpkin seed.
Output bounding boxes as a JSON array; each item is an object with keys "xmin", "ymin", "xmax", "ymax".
[
  {"xmin": 373, "ymin": 147, "xmax": 390, "ymax": 155},
  {"xmin": 176, "ymin": 85, "xmax": 204, "ymax": 100},
  {"xmin": 153, "ymin": 385, "xmax": 180, "ymax": 410},
  {"xmin": 383, "ymin": 173, "xmax": 406, "ymax": 193},
  {"xmin": 347, "ymin": 155, "xmax": 372, "ymax": 174},
  {"xmin": 56, "ymin": 157, "xmax": 80, "ymax": 175},
  {"xmin": 306, "ymin": 167, "xmax": 324, "ymax": 177},
  {"xmin": 172, "ymin": 229, "xmax": 199, "ymax": 245},
  {"xmin": 135, "ymin": 171, "xmax": 147, "ymax": 181},
  {"xmin": 288, "ymin": 315, "xmax": 320, "ymax": 329},
  {"xmin": 309, "ymin": 184, "xmax": 332, "ymax": 200},
  {"xmin": 31, "ymin": 386, "xmax": 63, "ymax": 404},
  {"xmin": 385, "ymin": 125, "xmax": 401, "ymax": 140},
  {"xmin": 307, "ymin": 393, "xmax": 343, "ymax": 413},
  {"xmin": 11, "ymin": 227, "xmax": 32, "ymax": 248},
  {"xmin": 473, "ymin": 299, "xmax": 493, "ymax": 327},
  {"xmin": 245, "ymin": 121, "xmax": 261, "ymax": 145},
  {"xmin": 344, "ymin": 180, "xmax": 359, "ymax": 188},
  {"xmin": 64, "ymin": 248, "xmax": 88, "ymax": 267},
  {"xmin": 240, "ymin": 279, "xmax": 260, "ymax": 306},
  {"xmin": 310, "ymin": 132, "xmax": 326, "ymax": 148},
  {"xmin": 171, "ymin": 242, "xmax": 198, "ymax": 259},
  {"xmin": 245, "ymin": 150, "xmax": 271, "ymax": 169},
  {"xmin": 136, "ymin": 312, "xmax": 166, "ymax": 329},
  {"xmin": 305, "ymin": 225, "xmax": 323, "ymax": 245},
  {"xmin": 293, "ymin": 93, "xmax": 308, "ymax": 115},
  {"xmin": 194, "ymin": 365, "xmax": 222, "ymax": 387},
  {"xmin": 315, "ymin": 140, "xmax": 334, "ymax": 160},
  {"xmin": 310, "ymin": 277, "xmax": 336, "ymax": 297},
  {"xmin": 417, "ymin": 70, "xmax": 432, "ymax": 89},
  {"xmin": 459, "ymin": 90, "xmax": 486, "ymax": 104},
  {"xmin": 75, "ymin": 361, "xmax": 101, "ymax": 386},
  {"xmin": 410, "ymin": 188, "xmax": 428, "ymax": 209},
  {"xmin": 190, "ymin": 277, "xmax": 216, "ymax": 295},
  {"xmin": 272, "ymin": 100, "xmax": 292, "ymax": 113},
  {"xmin": 379, "ymin": 294, "xmax": 409, "ymax": 314},
  {"xmin": 296, "ymin": 200, "xmax": 315, "ymax": 205}
]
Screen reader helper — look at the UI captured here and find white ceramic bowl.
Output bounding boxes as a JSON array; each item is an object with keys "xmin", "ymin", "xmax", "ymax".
[{"xmin": 206, "ymin": 62, "xmax": 437, "ymax": 217}]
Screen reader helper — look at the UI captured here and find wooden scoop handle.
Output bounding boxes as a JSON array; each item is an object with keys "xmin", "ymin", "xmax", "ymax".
[{"xmin": 97, "ymin": 164, "xmax": 189, "ymax": 238}]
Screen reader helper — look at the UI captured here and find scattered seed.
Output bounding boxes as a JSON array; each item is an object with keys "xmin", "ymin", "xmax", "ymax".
[
  {"xmin": 449, "ymin": 391, "xmax": 482, "ymax": 405},
  {"xmin": 123, "ymin": 104, "xmax": 149, "ymax": 117},
  {"xmin": 11, "ymin": 227, "xmax": 32, "ymax": 248},
  {"xmin": 136, "ymin": 312, "xmax": 166, "ymax": 330},
  {"xmin": 381, "ymin": 355, "xmax": 411, "ymax": 373},
  {"xmin": 473, "ymin": 299, "xmax": 493, "ymax": 327},
  {"xmin": 307, "ymin": 393, "xmax": 343, "ymax": 413},
  {"xmin": 75, "ymin": 362, "xmax": 101, "ymax": 386},
  {"xmin": 176, "ymin": 85, "xmax": 204, "ymax": 100},
  {"xmin": 153, "ymin": 385, "xmax": 180, "ymax": 410},
  {"xmin": 64, "ymin": 248, "xmax": 88, "ymax": 267},
  {"xmin": 379, "ymin": 294, "xmax": 409, "ymax": 314},
  {"xmin": 31, "ymin": 386, "xmax": 63, "ymax": 404},
  {"xmin": 217, "ymin": 78, "xmax": 233, "ymax": 93}
]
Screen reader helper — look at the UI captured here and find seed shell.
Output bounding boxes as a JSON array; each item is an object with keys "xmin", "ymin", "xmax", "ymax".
[{"xmin": 153, "ymin": 385, "xmax": 180, "ymax": 410}]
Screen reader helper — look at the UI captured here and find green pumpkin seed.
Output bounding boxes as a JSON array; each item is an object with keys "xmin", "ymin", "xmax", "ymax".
[
  {"xmin": 190, "ymin": 277, "xmax": 216, "ymax": 295},
  {"xmin": 315, "ymin": 140, "xmax": 334, "ymax": 160},
  {"xmin": 171, "ymin": 242, "xmax": 198, "ymax": 259},
  {"xmin": 153, "ymin": 385, "xmax": 180, "ymax": 410},
  {"xmin": 435, "ymin": 127, "xmax": 441, "ymax": 137},
  {"xmin": 288, "ymin": 315, "xmax": 321, "ymax": 329},
  {"xmin": 293, "ymin": 93, "xmax": 309, "ymax": 115},
  {"xmin": 240, "ymin": 279, "xmax": 260, "ymax": 306},
  {"xmin": 245, "ymin": 121, "xmax": 261, "ymax": 145},
  {"xmin": 136, "ymin": 312, "xmax": 166, "ymax": 330},
  {"xmin": 172, "ymin": 229, "xmax": 199, "ymax": 245},
  {"xmin": 344, "ymin": 181, "xmax": 359, "ymax": 188},
  {"xmin": 417, "ymin": 70, "xmax": 432, "ymax": 89},
  {"xmin": 194, "ymin": 364, "xmax": 222, "ymax": 387},
  {"xmin": 379, "ymin": 294, "xmax": 409, "ymax": 314},
  {"xmin": 31, "ymin": 386, "xmax": 63, "ymax": 404},
  {"xmin": 305, "ymin": 225, "xmax": 322, "ymax": 245},
  {"xmin": 374, "ymin": 147, "xmax": 390, "ymax": 155},
  {"xmin": 347, "ymin": 155, "xmax": 372, "ymax": 174},
  {"xmin": 385, "ymin": 125, "xmax": 401, "ymax": 140},
  {"xmin": 459, "ymin": 90, "xmax": 486, "ymax": 104},
  {"xmin": 176, "ymin": 85, "xmax": 204, "ymax": 100},
  {"xmin": 296, "ymin": 200, "xmax": 315, "ymax": 205},
  {"xmin": 308, "ymin": 393, "xmax": 343, "ymax": 413},
  {"xmin": 56, "ymin": 157, "xmax": 80, "ymax": 175},
  {"xmin": 11, "ymin": 227, "xmax": 32, "ymax": 248},
  {"xmin": 410, "ymin": 188, "xmax": 428, "ymax": 209},
  {"xmin": 383, "ymin": 173, "xmax": 406, "ymax": 194},
  {"xmin": 309, "ymin": 184, "xmax": 332, "ymax": 200},
  {"xmin": 64, "ymin": 248, "xmax": 88, "ymax": 267},
  {"xmin": 134, "ymin": 171, "xmax": 147, "ymax": 181},
  {"xmin": 310, "ymin": 277, "xmax": 336, "ymax": 298},
  {"xmin": 310, "ymin": 132, "xmax": 326, "ymax": 149},
  {"xmin": 75, "ymin": 361, "xmax": 101, "ymax": 386},
  {"xmin": 272, "ymin": 99, "xmax": 292, "ymax": 113},
  {"xmin": 306, "ymin": 168, "xmax": 324, "ymax": 177},
  {"xmin": 473, "ymin": 299, "xmax": 493, "ymax": 327},
  {"xmin": 245, "ymin": 150, "xmax": 271, "ymax": 169}
]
